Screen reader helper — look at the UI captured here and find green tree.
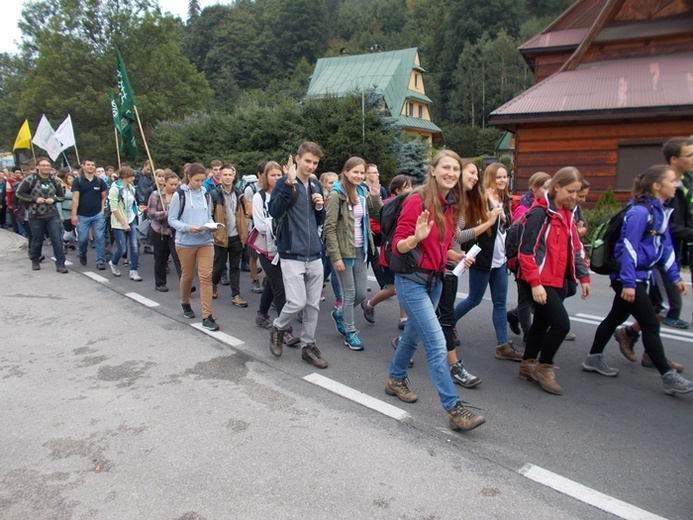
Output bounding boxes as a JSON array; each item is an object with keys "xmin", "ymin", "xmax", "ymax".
[{"xmin": 14, "ymin": 0, "xmax": 212, "ymax": 163}]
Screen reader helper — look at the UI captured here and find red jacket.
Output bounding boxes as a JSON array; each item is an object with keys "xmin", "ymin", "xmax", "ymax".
[
  {"xmin": 392, "ymin": 191, "xmax": 456, "ymax": 273},
  {"xmin": 518, "ymin": 194, "xmax": 590, "ymax": 289}
]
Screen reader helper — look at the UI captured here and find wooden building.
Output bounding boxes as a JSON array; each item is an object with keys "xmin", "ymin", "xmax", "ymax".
[
  {"xmin": 307, "ymin": 48, "xmax": 443, "ymax": 146},
  {"xmin": 488, "ymin": 0, "xmax": 693, "ymax": 205}
]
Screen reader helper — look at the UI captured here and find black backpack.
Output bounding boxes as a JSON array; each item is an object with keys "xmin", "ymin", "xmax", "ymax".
[
  {"xmin": 590, "ymin": 201, "xmax": 657, "ymax": 275},
  {"xmin": 379, "ymin": 192, "xmax": 420, "ymax": 274},
  {"xmin": 505, "ymin": 206, "xmax": 547, "ymax": 275}
]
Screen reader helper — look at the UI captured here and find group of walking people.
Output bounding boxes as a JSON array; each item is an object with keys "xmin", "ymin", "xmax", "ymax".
[{"xmin": 12, "ymin": 136, "xmax": 693, "ymax": 434}]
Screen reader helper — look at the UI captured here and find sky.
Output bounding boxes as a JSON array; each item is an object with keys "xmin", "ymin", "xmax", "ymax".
[{"xmin": 0, "ymin": 0, "xmax": 220, "ymax": 55}]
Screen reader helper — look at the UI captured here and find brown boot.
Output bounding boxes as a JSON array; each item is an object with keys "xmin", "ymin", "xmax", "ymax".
[
  {"xmin": 642, "ymin": 353, "xmax": 684, "ymax": 373},
  {"xmin": 518, "ymin": 359, "xmax": 538, "ymax": 383},
  {"xmin": 536, "ymin": 363, "xmax": 563, "ymax": 395},
  {"xmin": 495, "ymin": 340, "xmax": 523, "ymax": 362}
]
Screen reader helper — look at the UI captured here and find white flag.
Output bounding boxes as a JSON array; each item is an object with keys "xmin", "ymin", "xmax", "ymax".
[
  {"xmin": 55, "ymin": 114, "xmax": 76, "ymax": 151},
  {"xmin": 32, "ymin": 115, "xmax": 63, "ymax": 161}
]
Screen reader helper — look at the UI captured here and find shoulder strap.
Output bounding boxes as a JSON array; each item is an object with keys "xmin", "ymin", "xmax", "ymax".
[{"xmin": 176, "ymin": 187, "xmax": 186, "ymax": 219}]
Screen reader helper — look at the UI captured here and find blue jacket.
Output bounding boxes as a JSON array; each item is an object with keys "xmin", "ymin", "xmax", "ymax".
[
  {"xmin": 167, "ymin": 184, "xmax": 214, "ymax": 248},
  {"xmin": 268, "ymin": 176, "xmax": 324, "ymax": 261},
  {"xmin": 614, "ymin": 197, "xmax": 682, "ymax": 288}
]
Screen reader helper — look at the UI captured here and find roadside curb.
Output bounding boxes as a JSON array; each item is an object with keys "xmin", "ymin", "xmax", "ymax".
[{"xmin": 0, "ymin": 228, "xmax": 27, "ymax": 256}]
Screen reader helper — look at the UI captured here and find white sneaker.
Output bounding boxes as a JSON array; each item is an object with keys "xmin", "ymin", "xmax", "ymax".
[
  {"xmin": 129, "ymin": 270, "xmax": 142, "ymax": 281},
  {"xmin": 109, "ymin": 261, "xmax": 121, "ymax": 277}
]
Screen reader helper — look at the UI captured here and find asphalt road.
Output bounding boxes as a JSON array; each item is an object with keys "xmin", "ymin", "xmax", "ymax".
[{"xmin": 1, "ymin": 239, "xmax": 691, "ymax": 519}]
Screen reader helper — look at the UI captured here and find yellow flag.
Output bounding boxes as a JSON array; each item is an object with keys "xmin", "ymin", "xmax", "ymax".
[{"xmin": 13, "ymin": 119, "xmax": 32, "ymax": 150}]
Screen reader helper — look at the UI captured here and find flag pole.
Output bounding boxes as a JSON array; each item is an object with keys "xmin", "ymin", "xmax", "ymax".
[
  {"xmin": 30, "ymin": 141, "xmax": 36, "ymax": 164},
  {"xmin": 133, "ymin": 105, "xmax": 163, "ymax": 204},
  {"xmin": 114, "ymin": 127, "xmax": 121, "ymax": 170},
  {"xmin": 74, "ymin": 144, "xmax": 81, "ymax": 165}
]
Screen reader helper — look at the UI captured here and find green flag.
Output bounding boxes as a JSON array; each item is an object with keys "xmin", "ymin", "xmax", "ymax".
[
  {"xmin": 109, "ymin": 89, "xmax": 137, "ymax": 161},
  {"xmin": 115, "ymin": 46, "xmax": 136, "ymax": 122}
]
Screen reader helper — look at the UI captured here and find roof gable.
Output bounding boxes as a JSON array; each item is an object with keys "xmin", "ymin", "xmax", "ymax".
[{"xmin": 307, "ymin": 48, "xmax": 421, "ymax": 117}]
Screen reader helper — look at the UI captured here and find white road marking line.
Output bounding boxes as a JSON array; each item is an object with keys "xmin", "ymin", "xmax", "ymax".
[
  {"xmin": 303, "ymin": 373, "xmax": 411, "ymax": 421},
  {"xmin": 190, "ymin": 323, "xmax": 245, "ymax": 347},
  {"xmin": 519, "ymin": 463, "xmax": 668, "ymax": 520},
  {"xmin": 82, "ymin": 271, "xmax": 109, "ymax": 284},
  {"xmin": 50, "ymin": 257, "xmax": 73, "ymax": 266},
  {"xmin": 124, "ymin": 292, "xmax": 160, "ymax": 308},
  {"xmin": 574, "ymin": 314, "xmax": 693, "ymax": 343}
]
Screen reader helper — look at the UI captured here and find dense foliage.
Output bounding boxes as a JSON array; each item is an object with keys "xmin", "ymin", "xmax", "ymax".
[{"xmin": 1, "ymin": 0, "xmax": 573, "ymax": 180}]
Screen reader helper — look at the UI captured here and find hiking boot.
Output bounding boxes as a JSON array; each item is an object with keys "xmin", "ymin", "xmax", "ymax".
[
  {"xmin": 302, "ymin": 344, "xmax": 328, "ymax": 369},
  {"xmin": 181, "ymin": 303, "xmax": 195, "ymax": 319},
  {"xmin": 642, "ymin": 353, "xmax": 684, "ymax": 373},
  {"xmin": 283, "ymin": 327, "xmax": 300, "ymax": 347},
  {"xmin": 220, "ymin": 272, "xmax": 230, "ymax": 285},
  {"xmin": 507, "ymin": 310, "xmax": 521, "ymax": 335},
  {"xmin": 518, "ymin": 358, "xmax": 538, "ymax": 383},
  {"xmin": 452, "ymin": 326, "xmax": 461, "ymax": 346},
  {"xmin": 536, "ymin": 363, "xmax": 563, "ymax": 395},
  {"xmin": 344, "ymin": 331, "xmax": 364, "ymax": 351},
  {"xmin": 129, "ymin": 270, "xmax": 142, "ymax": 281},
  {"xmin": 251, "ymin": 279, "xmax": 263, "ymax": 294},
  {"xmin": 96, "ymin": 262, "xmax": 106, "ymax": 271},
  {"xmin": 450, "ymin": 361, "xmax": 481, "ymax": 388},
  {"xmin": 256, "ymin": 312, "xmax": 272, "ymax": 329},
  {"xmin": 109, "ymin": 261, "xmax": 121, "ymax": 277},
  {"xmin": 212, "ymin": 285, "xmax": 218, "ymax": 299},
  {"xmin": 495, "ymin": 341, "xmax": 523, "ymax": 362},
  {"xmin": 78, "ymin": 255, "xmax": 87, "ymax": 266},
  {"xmin": 662, "ymin": 317, "xmax": 689, "ymax": 329},
  {"xmin": 202, "ymin": 315, "xmax": 219, "ymax": 331},
  {"xmin": 361, "ymin": 300, "xmax": 375, "ymax": 323},
  {"xmin": 231, "ymin": 294, "xmax": 248, "ymax": 307},
  {"xmin": 661, "ymin": 370, "xmax": 693, "ymax": 395},
  {"xmin": 582, "ymin": 353, "xmax": 619, "ymax": 377},
  {"xmin": 270, "ymin": 326, "xmax": 284, "ymax": 357},
  {"xmin": 564, "ymin": 332, "xmax": 577, "ymax": 341},
  {"xmin": 31, "ymin": 259, "xmax": 41, "ymax": 271},
  {"xmin": 448, "ymin": 401, "xmax": 486, "ymax": 431},
  {"xmin": 385, "ymin": 377, "xmax": 417, "ymax": 403},
  {"xmin": 155, "ymin": 285, "xmax": 169, "ymax": 292},
  {"xmin": 615, "ymin": 326, "xmax": 638, "ymax": 362},
  {"xmin": 56, "ymin": 265, "xmax": 69, "ymax": 274},
  {"xmin": 331, "ymin": 309, "xmax": 346, "ymax": 337}
]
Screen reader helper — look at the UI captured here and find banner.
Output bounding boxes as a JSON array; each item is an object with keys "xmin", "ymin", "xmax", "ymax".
[
  {"xmin": 13, "ymin": 119, "xmax": 32, "ymax": 151},
  {"xmin": 116, "ymin": 46, "xmax": 136, "ymax": 121},
  {"xmin": 32, "ymin": 115, "xmax": 63, "ymax": 161},
  {"xmin": 54, "ymin": 114, "xmax": 76, "ymax": 151}
]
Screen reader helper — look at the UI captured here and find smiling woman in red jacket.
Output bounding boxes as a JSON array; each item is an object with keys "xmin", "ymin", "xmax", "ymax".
[{"xmin": 517, "ymin": 166, "xmax": 591, "ymax": 395}]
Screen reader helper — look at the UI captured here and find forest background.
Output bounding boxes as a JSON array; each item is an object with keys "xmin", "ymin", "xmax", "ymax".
[{"xmin": 0, "ymin": 0, "xmax": 573, "ymax": 182}]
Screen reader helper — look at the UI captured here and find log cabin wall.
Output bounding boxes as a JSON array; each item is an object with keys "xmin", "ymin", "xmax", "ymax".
[{"xmin": 513, "ymin": 118, "xmax": 693, "ymax": 207}]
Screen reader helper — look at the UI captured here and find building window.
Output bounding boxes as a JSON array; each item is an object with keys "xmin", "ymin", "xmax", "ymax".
[
  {"xmin": 414, "ymin": 74, "xmax": 419, "ymax": 88},
  {"xmin": 616, "ymin": 142, "xmax": 663, "ymax": 191},
  {"xmin": 408, "ymin": 102, "xmax": 414, "ymax": 116},
  {"xmin": 418, "ymin": 105, "xmax": 423, "ymax": 118}
]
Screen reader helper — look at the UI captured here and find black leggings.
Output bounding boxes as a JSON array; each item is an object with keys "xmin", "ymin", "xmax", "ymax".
[
  {"xmin": 437, "ymin": 273, "xmax": 458, "ymax": 352},
  {"xmin": 521, "ymin": 281, "xmax": 570, "ymax": 364},
  {"xmin": 590, "ymin": 281, "xmax": 669, "ymax": 374},
  {"xmin": 258, "ymin": 254, "xmax": 285, "ymax": 317}
]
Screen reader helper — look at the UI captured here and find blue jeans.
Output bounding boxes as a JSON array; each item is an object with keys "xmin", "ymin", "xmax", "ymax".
[
  {"xmin": 454, "ymin": 265, "xmax": 509, "ymax": 345},
  {"xmin": 390, "ymin": 275, "xmax": 458, "ymax": 411},
  {"xmin": 76, "ymin": 213, "xmax": 106, "ymax": 263},
  {"xmin": 334, "ymin": 249, "xmax": 368, "ymax": 333},
  {"xmin": 112, "ymin": 221, "xmax": 139, "ymax": 270},
  {"xmin": 28, "ymin": 215, "xmax": 65, "ymax": 266}
]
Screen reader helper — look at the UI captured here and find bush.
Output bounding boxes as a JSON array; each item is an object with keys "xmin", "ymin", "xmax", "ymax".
[{"xmin": 582, "ymin": 188, "xmax": 622, "ymax": 251}]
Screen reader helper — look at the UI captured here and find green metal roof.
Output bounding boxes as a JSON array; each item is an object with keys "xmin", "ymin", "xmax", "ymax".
[
  {"xmin": 406, "ymin": 89, "xmax": 432, "ymax": 104},
  {"xmin": 308, "ymin": 48, "xmax": 424, "ymax": 119},
  {"xmin": 396, "ymin": 116, "xmax": 442, "ymax": 133},
  {"xmin": 494, "ymin": 131, "xmax": 513, "ymax": 152}
]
